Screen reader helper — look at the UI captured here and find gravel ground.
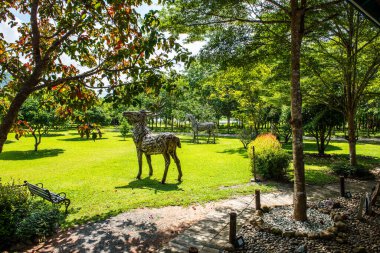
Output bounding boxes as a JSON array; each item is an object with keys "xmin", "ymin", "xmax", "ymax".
[
  {"xmin": 234, "ymin": 194, "xmax": 380, "ymax": 253},
  {"xmin": 20, "ymin": 198, "xmax": 249, "ymax": 253}
]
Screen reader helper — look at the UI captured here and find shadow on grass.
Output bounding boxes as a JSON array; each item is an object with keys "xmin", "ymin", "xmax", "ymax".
[
  {"xmin": 42, "ymin": 133, "xmax": 65, "ymax": 137},
  {"xmin": 283, "ymin": 142, "xmax": 343, "ymax": 153},
  {"xmin": 304, "ymin": 154, "xmax": 380, "ymax": 167},
  {"xmin": 217, "ymin": 147, "xmax": 248, "ymax": 158},
  {"xmin": 115, "ymin": 177, "xmax": 183, "ymax": 192},
  {"xmin": 5, "ymin": 140, "xmax": 15, "ymax": 144},
  {"xmin": 0, "ymin": 148, "xmax": 65, "ymax": 160},
  {"xmin": 58, "ymin": 137, "xmax": 109, "ymax": 142}
]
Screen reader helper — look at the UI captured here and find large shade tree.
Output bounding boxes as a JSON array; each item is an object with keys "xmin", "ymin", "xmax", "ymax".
[
  {"xmin": 161, "ymin": 0, "xmax": 344, "ymax": 221},
  {"xmin": 0, "ymin": 0, "xmax": 187, "ymax": 153},
  {"xmin": 304, "ymin": 3, "xmax": 380, "ymax": 165}
]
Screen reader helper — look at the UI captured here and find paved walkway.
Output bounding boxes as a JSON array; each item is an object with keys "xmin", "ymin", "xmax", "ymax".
[{"xmin": 159, "ymin": 180, "xmax": 377, "ymax": 253}]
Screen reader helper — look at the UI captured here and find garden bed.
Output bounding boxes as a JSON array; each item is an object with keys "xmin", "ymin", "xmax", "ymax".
[{"xmin": 232, "ymin": 194, "xmax": 380, "ymax": 253}]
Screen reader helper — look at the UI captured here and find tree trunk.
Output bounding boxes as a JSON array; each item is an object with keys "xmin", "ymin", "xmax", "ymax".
[
  {"xmin": 290, "ymin": 0, "xmax": 307, "ymax": 221},
  {"xmin": 227, "ymin": 116, "xmax": 230, "ymax": 133},
  {"xmin": 347, "ymin": 110, "xmax": 357, "ymax": 166},
  {"xmin": 0, "ymin": 87, "xmax": 32, "ymax": 153}
]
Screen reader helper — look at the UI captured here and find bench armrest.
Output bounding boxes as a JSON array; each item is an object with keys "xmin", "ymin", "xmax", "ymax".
[{"xmin": 57, "ymin": 192, "xmax": 66, "ymax": 198}]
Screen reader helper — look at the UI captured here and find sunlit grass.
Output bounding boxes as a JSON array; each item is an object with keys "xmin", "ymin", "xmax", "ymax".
[
  {"xmin": 1, "ymin": 130, "xmax": 378, "ymax": 227},
  {"xmin": 1, "ymin": 129, "xmax": 271, "ymax": 227}
]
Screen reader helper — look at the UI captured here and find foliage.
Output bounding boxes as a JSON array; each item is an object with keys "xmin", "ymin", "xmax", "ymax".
[
  {"xmin": 248, "ymin": 133, "xmax": 290, "ymax": 180},
  {"xmin": 303, "ymin": 104, "xmax": 344, "ymax": 155},
  {"xmin": 119, "ymin": 120, "xmax": 130, "ymax": 140},
  {"xmin": 0, "ymin": 180, "xmax": 62, "ymax": 250},
  {"xmin": 238, "ymin": 128, "xmax": 253, "ymax": 149},
  {"xmin": 0, "ymin": 179, "xmax": 30, "ymax": 249},
  {"xmin": 0, "ymin": 0, "xmax": 188, "ymax": 153},
  {"xmin": 15, "ymin": 201, "xmax": 60, "ymax": 242},
  {"xmin": 84, "ymin": 106, "xmax": 111, "ymax": 126},
  {"xmin": 331, "ymin": 163, "xmax": 372, "ymax": 178}
]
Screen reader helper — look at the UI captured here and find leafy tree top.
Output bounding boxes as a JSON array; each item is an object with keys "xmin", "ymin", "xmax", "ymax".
[{"xmin": 0, "ymin": 0, "xmax": 188, "ymax": 99}]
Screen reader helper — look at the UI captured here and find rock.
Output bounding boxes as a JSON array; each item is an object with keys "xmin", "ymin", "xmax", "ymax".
[
  {"xmin": 222, "ymin": 242, "xmax": 235, "ymax": 252},
  {"xmin": 333, "ymin": 214, "xmax": 343, "ymax": 222},
  {"xmin": 332, "ymin": 201, "xmax": 341, "ymax": 209},
  {"xmin": 352, "ymin": 247, "xmax": 367, "ymax": 253},
  {"xmin": 295, "ymin": 244, "xmax": 307, "ymax": 253},
  {"xmin": 295, "ymin": 231, "xmax": 308, "ymax": 237},
  {"xmin": 308, "ymin": 232, "xmax": 320, "ymax": 239},
  {"xmin": 256, "ymin": 217, "xmax": 264, "ymax": 226},
  {"xmin": 334, "ymin": 221, "xmax": 347, "ymax": 231},
  {"xmin": 319, "ymin": 208, "xmax": 330, "ymax": 214},
  {"xmin": 327, "ymin": 226, "xmax": 338, "ymax": 234},
  {"xmin": 270, "ymin": 227, "xmax": 282, "ymax": 235},
  {"xmin": 282, "ymin": 231, "xmax": 295, "ymax": 237},
  {"xmin": 262, "ymin": 206, "xmax": 270, "ymax": 213},
  {"xmin": 319, "ymin": 230, "xmax": 334, "ymax": 240},
  {"xmin": 335, "ymin": 237, "xmax": 346, "ymax": 243}
]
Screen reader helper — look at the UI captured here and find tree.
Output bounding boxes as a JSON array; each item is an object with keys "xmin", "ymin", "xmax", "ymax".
[
  {"xmin": 17, "ymin": 97, "xmax": 53, "ymax": 151},
  {"xmin": 304, "ymin": 4, "xmax": 380, "ymax": 165},
  {"xmin": 161, "ymin": 0, "xmax": 345, "ymax": 221},
  {"xmin": 303, "ymin": 104, "xmax": 344, "ymax": 155},
  {"xmin": 0, "ymin": 0, "xmax": 187, "ymax": 153}
]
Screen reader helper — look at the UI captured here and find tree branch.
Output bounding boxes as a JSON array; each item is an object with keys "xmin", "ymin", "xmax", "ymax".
[
  {"xmin": 305, "ymin": 0, "xmax": 344, "ymax": 12},
  {"xmin": 30, "ymin": 0, "xmax": 41, "ymax": 65}
]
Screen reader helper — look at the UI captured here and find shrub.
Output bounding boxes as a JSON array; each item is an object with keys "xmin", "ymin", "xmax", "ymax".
[
  {"xmin": 119, "ymin": 120, "xmax": 130, "ymax": 140},
  {"xmin": 16, "ymin": 201, "xmax": 60, "ymax": 242},
  {"xmin": 248, "ymin": 133, "xmax": 290, "ymax": 180},
  {"xmin": 331, "ymin": 162, "xmax": 373, "ymax": 178},
  {"xmin": 0, "ymin": 180, "xmax": 30, "ymax": 249},
  {"xmin": 0, "ymin": 180, "xmax": 62, "ymax": 250}
]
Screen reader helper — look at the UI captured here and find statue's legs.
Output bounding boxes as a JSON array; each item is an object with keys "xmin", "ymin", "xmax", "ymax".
[
  {"xmin": 145, "ymin": 154, "xmax": 153, "ymax": 176},
  {"xmin": 171, "ymin": 151, "xmax": 182, "ymax": 181},
  {"xmin": 137, "ymin": 150, "xmax": 143, "ymax": 179},
  {"xmin": 161, "ymin": 153, "xmax": 171, "ymax": 184}
]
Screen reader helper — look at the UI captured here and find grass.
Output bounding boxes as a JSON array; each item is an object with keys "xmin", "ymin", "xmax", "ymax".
[
  {"xmin": 284, "ymin": 140, "xmax": 380, "ymax": 185},
  {"xmin": 1, "ymin": 130, "xmax": 379, "ymax": 227},
  {"xmin": 0, "ymin": 129, "xmax": 272, "ymax": 227}
]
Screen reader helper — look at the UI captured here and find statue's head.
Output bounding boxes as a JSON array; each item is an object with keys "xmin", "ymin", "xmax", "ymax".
[{"xmin": 123, "ymin": 110, "xmax": 151, "ymax": 125}]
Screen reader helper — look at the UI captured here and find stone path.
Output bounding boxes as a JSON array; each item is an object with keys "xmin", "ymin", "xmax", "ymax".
[{"xmin": 159, "ymin": 179, "xmax": 376, "ymax": 253}]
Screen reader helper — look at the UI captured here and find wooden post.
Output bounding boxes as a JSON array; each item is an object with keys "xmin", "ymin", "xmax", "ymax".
[
  {"xmin": 255, "ymin": 189, "xmax": 261, "ymax": 210},
  {"xmin": 229, "ymin": 212, "xmax": 237, "ymax": 246},
  {"xmin": 366, "ymin": 192, "xmax": 372, "ymax": 215},
  {"xmin": 189, "ymin": 247, "xmax": 198, "ymax": 253},
  {"xmin": 357, "ymin": 196, "xmax": 365, "ymax": 220},
  {"xmin": 340, "ymin": 176, "xmax": 345, "ymax": 197},
  {"xmin": 252, "ymin": 146, "xmax": 256, "ymax": 181},
  {"xmin": 370, "ymin": 181, "xmax": 380, "ymax": 206}
]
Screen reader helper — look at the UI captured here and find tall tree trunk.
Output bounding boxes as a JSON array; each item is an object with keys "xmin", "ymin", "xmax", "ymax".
[
  {"xmin": 347, "ymin": 110, "xmax": 357, "ymax": 166},
  {"xmin": 290, "ymin": 0, "xmax": 307, "ymax": 221},
  {"xmin": 0, "ymin": 87, "xmax": 32, "ymax": 153}
]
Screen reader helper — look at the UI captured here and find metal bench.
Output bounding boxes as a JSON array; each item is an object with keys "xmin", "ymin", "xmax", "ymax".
[{"xmin": 24, "ymin": 181, "xmax": 70, "ymax": 213}]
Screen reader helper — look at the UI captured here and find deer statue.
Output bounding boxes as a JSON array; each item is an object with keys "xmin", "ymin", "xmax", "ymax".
[
  {"xmin": 186, "ymin": 114, "xmax": 217, "ymax": 144},
  {"xmin": 123, "ymin": 110, "xmax": 182, "ymax": 184}
]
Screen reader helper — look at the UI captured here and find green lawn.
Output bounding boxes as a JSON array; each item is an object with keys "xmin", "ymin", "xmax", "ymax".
[
  {"xmin": 1, "ymin": 130, "xmax": 379, "ymax": 227},
  {"xmin": 0, "ymin": 129, "xmax": 273, "ymax": 227},
  {"xmin": 284, "ymin": 140, "xmax": 380, "ymax": 185}
]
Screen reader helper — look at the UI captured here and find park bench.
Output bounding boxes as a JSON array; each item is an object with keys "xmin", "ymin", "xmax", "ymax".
[{"xmin": 24, "ymin": 181, "xmax": 70, "ymax": 213}]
